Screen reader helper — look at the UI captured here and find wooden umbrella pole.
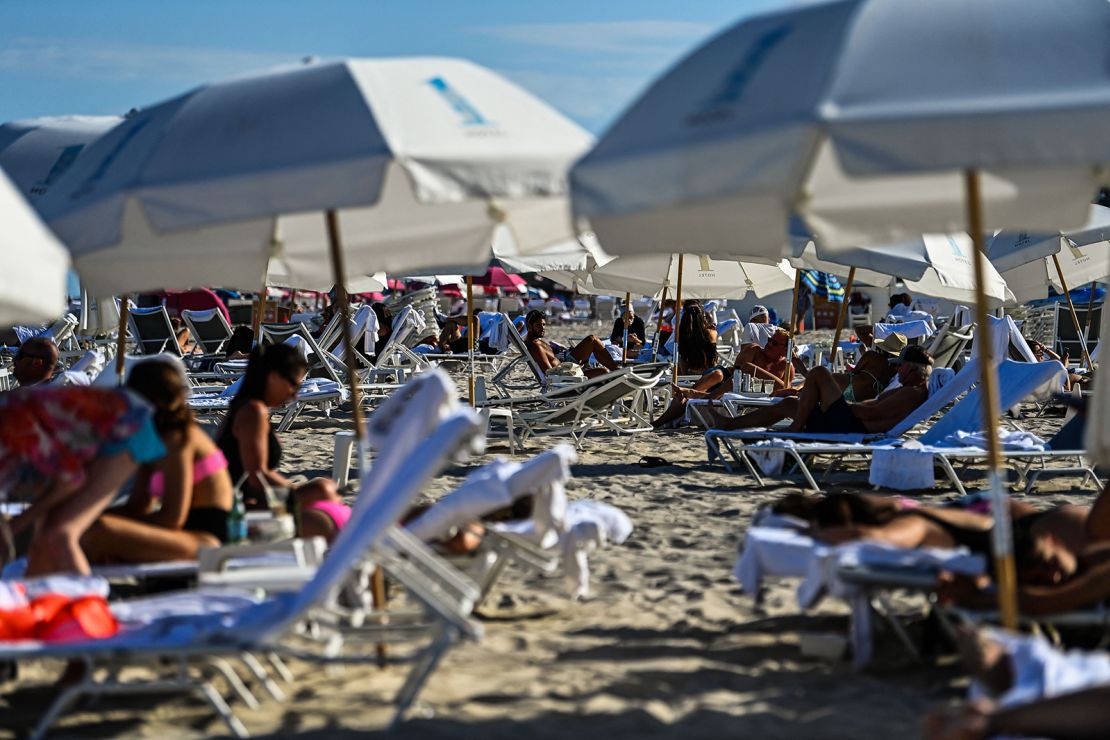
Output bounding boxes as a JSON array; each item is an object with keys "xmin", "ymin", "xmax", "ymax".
[
  {"xmin": 325, "ymin": 209, "xmax": 387, "ymax": 661},
  {"xmin": 829, "ymin": 267, "xmax": 856, "ymax": 369},
  {"xmin": 466, "ymin": 276, "xmax": 476, "ymax": 406},
  {"xmin": 966, "ymin": 169, "xmax": 1018, "ymax": 631},
  {"xmin": 622, "ymin": 291, "xmax": 631, "ymax": 364},
  {"xmin": 784, "ymin": 270, "xmax": 802, "ymax": 384},
  {"xmin": 1052, "ymin": 254, "xmax": 1093, "ymax": 370},
  {"xmin": 115, "ymin": 295, "xmax": 129, "ymax": 383},
  {"xmin": 1082, "ymin": 280, "xmax": 1098, "ymax": 367},
  {"xmin": 254, "ymin": 274, "xmax": 267, "ymax": 337},
  {"xmin": 671, "ymin": 255, "xmax": 684, "ymax": 383}
]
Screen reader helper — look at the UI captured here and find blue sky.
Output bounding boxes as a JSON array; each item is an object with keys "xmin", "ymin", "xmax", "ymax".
[{"xmin": 0, "ymin": 0, "xmax": 783, "ymax": 135}]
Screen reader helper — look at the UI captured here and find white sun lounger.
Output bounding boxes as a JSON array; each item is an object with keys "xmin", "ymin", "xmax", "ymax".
[{"xmin": 0, "ymin": 404, "xmax": 484, "ymax": 738}]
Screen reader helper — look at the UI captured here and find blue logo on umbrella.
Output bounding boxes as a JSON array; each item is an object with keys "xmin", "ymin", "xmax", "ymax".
[
  {"xmin": 687, "ymin": 24, "xmax": 791, "ymax": 126},
  {"xmin": 428, "ymin": 77, "xmax": 491, "ymax": 126}
]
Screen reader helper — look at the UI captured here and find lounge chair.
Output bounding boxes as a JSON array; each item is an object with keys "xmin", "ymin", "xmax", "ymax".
[
  {"xmin": 0, "ymin": 405, "xmax": 485, "ymax": 738},
  {"xmin": 705, "ymin": 358, "xmax": 1069, "ymax": 493},
  {"xmin": 128, "ymin": 305, "xmax": 183, "ymax": 357},
  {"xmin": 181, "ymin": 308, "xmax": 233, "ymax": 356}
]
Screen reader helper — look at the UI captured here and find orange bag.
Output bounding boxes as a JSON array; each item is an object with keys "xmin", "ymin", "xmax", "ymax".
[{"xmin": 0, "ymin": 593, "xmax": 118, "ymax": 641}]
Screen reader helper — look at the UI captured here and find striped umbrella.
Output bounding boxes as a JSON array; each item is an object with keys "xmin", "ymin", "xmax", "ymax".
[{"xmin": 800, "ymin": 270, "xmax": 844, "ymax": 302}]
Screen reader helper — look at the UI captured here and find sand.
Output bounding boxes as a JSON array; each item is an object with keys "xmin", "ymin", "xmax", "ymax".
[{"xmin": 0, "ymin": 323, "xmax": 1094, "ymax": 739}]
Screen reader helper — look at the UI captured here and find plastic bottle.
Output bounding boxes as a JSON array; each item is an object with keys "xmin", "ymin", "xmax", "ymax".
[{"xmin": 227, "ymin": 487, "xmax": 247, "ymax": 544}]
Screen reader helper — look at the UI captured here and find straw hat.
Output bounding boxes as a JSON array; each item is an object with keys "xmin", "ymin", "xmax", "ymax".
[{"xmin": 873, "ymin": 332, "xmax": 908, "ymax": 357}]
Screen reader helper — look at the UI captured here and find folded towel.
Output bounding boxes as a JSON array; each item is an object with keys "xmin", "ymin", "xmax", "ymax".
[
  {"xmin": 975, "ymin": 628, "xmax": 1110, "ymax": 707},
  {"xmin": 869, "ymin": 443, "xmax": 935, "ymax": 490},
  {"xmin": 748, "ymin": 439, "xmax": 793, "ymax": 476},
  {"xmin": 946, "ymin": 429, "xmax": 1047, "ymax": 451}
]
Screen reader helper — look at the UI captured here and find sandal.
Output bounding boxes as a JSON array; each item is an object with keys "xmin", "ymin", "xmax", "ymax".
[{"xmin": 638, "ymin": 455, "xmax": 671, "ymax": 468}]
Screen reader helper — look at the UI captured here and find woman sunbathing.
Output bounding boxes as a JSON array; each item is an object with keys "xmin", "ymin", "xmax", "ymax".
[
  {"xmin": 81, "ymin": 360, "xmax": 235, "ymax": 564},
  {"xmin": 216, "ymin": 343, "xmax": 349, "ymax": 542},
  {"xmin": 1, "ymin": 386, "xmax": 166, "ymax": 575}
]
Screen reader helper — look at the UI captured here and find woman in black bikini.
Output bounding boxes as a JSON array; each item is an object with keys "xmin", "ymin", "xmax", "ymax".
[
  {"xmin": 82, "ymin": 360, "xmax": 235, "ymax": 563},
  {"xmin": 216, "ymin": 344, "xmax": 349, "ymax": 541}
]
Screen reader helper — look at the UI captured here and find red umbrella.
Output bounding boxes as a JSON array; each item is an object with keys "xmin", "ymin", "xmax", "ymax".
[
  {"xmin": 474, "ymin": 266, "xmax": 526, "ymax": 293},
  {"xmin": 157, "ymin": 288, "xmax": 231, "ymax": 323}
]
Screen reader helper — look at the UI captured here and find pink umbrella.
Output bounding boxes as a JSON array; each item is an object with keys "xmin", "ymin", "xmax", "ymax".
[{"xmin": 474, "ymin": 266, "xmax": 526, "ymax": 294}]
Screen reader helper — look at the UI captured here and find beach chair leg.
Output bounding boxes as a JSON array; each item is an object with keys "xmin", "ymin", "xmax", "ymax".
[
  {"xmin": 737, "ymin": 449, "xmax": 766, "ymax": 487},
  {"xmin": 198, "ymin": 681, "xmax": 250, "ymax": 738},
  {"xmin": 29, "ymin": 678, "xmax": 88, "ymax": 740},
  {"xmin": 210, "ymin": 657, "xmax": 261, "ymax": 709},
  {"xmin": 874, "ymin": 594, "xmax": 921, "ymax": 661},
  {"xmin": 936, "ymin": 455, "xmax": 966, "ymax": 496},
  {"xmin": 240, "ymin": 652, "xmax": 286, "ymax": 703},
  {"xmin": 390, "ymin": 629, "xmax": 458, "ymax": 728},
  {"xmin": 787, "ymin": 450, "xmax": 820, "ymax": 492}
]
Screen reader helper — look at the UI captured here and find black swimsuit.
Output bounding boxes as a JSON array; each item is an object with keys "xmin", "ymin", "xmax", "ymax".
[
  {"xmin": 184, "ymin": 506, "xmax": 230, "ymax": 543},
  {"xmin": 217, "ymin": 402, "xmax": 282, "ymax": 509}
]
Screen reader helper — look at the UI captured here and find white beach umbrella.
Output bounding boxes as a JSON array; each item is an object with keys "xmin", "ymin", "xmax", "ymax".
[
  {"xmin": 494, "ymin": 231, "xmax": 612, "ymax": 275},
  {"xmin": 571, "ymin": 0, "xmax": 1110, "ymax": 628},
  {"xmin": 589, "ymin": 253, "xmax": 795, "ymax": 300},
  {"xmin": 0, "ymin": 115, "xmax": 122, "ymax": 203},
  {"xmin": 0, "ymin": 167, "xmax": 70, "ymax": 326},
  {"xmin": 39, "ymin": 57, "xmax": 594, "ymax": 296},
  {"xmin": 571, "ymin": 0, "xmax": 1106, "ymax": 261},
  {"xmin": 995, "ymin": 242, "xmax": 1110, "ymax": 303}
]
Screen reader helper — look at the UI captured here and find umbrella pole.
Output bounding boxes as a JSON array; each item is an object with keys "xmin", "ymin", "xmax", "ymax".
[
  {"xmin": 1082, "ymin": 280, "xmax": 1097, "ymax": 368},
  {"xmin": 672, "ymin": 255, "xmax": 684, "ymax": 383},
  {"xmin": 1052, "ymin": 254, "xmax": 1093, "ymax": 370},
  {"xmin": 467, "ymin": 276, "xmax": 475, "ymax": 406},
  {"xmin": 653, "ymin": 286, "xmax": 669, "ymax": 363},
  {"xmin": 254, "ymin": 277, "xmax": 267, "ymax": 337},
  {"xmin": 324, "ymin": 209, "xmax": 388, "ymax": 661},
  {"xmin": 115, "ymin": 295, "xmax": 129, "ymax": 384},
  {"xmin": 622, "ymin": 292, "xmax": 631, "ymax": 364},
  {"xmin": 784, "ymin": 271, "xmax": 802, "ymax": 385},
  {"xmin": 965, "ymin": 169, "xmax": 1019, "ymax": 631},
  {"xmin": 830, "ymin": 267, "xmax": 856, "ymax": 369}
]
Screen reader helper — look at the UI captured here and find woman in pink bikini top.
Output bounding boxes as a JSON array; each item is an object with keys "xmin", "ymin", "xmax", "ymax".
[{"xmin": 81, "ymin": 360, "xmax": 236, "ymax": 564}]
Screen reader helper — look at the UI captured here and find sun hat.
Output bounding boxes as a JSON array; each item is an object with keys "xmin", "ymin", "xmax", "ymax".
[{"xmin": 873, "ymin": 332, "xmax": 908, "ymax": 357}]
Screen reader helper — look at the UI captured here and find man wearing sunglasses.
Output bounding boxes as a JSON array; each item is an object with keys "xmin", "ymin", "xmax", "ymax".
[{"xmin": 12, "ymin": 337, "xmax": 58, "ymax": 387}]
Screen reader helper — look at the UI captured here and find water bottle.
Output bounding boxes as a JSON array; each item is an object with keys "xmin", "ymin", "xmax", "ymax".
[{"xmin": 227, "ymin": 487, "xmax": 247, "ymax": 544}]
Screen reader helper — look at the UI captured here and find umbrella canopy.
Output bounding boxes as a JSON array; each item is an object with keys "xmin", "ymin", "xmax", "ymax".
[
  {"xmin": 589, "ymin": 253, "xmax": 795, "ymax": 300},
  {"xmin": 39, "ymin": 57, "xmax": 594, "ymax": 295},
  {"xmin": 988, "ymin": 204, "xmax": 1110, "ymax": 272},
  {"xmin": 0, "ymin": 167, "xmax": 71, "ymax": 326},
  {"xmin": 474, "ymin": 266, "xmax": 527, "ymax": 293},
  {"xmin": 571, "ymin": 0, "xmax": 1107, "ymax": 261},
  {"xmin": 494, "ymin": 231, "xmax": 612, "ymax": 275},
  {"xmin": 0, "ymin": 115, "xmax": 121, "ymax": 202}
]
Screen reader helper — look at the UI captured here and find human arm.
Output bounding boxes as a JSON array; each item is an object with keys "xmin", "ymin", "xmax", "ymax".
[
  {"xmin": 144, "ymin": 436, "xmax": 193, "ymax": 529},
  {"xmin": 1086, "ymin": 481, "xmax": 1110, "ymax": 544},
  {"xmin": 234, "ymin": 401, "xmax": 295, "ymax": 489}
]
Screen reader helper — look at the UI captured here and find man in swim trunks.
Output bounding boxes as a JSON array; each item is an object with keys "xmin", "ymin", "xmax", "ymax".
[
  {"xmin": 785, "ymin": 345, "xmax": 932, "ymax": 434},
  {"xmin": 524, "ymin": 310, "xmax": 618, "ymax": 380}
]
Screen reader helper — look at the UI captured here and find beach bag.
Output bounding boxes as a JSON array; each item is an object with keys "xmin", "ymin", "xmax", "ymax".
[{"xmin": 547, "ymin": 362, "xmax": 584, "ymax": 378}]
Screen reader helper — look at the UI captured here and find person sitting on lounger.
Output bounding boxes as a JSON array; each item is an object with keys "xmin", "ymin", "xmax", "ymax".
[
  {"xmin": 610, "ymin": 309, "xmax": 646, "ymax": 355},
  {"xmin": 695, "ymin": 344, "xmax": 904, "ymax": 431},
  {"xmin": 216, "ymin": 343, "xmax": 349, "ymax": 541},
  {"xmin": 674, "ymin": 302, "xmax": 719, "ymax": 375},
  {"xmin": 524, "ymin": 309, "xmax": 618, "ymax": 379},
  {"xmin": 652, "ymin": 328, "xmax": 796, "ymax": 428},
  {"xmin": 12, "ymin": 336, "xmax": 58, "ymax": 387},
  {"xmin": 82, "ymin": 359, "xmax": 235, "ymax": 563},
  {"xmin": 779, "ymin": 344, "xmax": 930, "ymax": 434}
]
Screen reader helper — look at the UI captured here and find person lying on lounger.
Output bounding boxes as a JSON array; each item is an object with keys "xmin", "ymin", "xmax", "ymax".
[{"xmin": 524, "ymin": 309, "xmax": 618, "ymax": 379}]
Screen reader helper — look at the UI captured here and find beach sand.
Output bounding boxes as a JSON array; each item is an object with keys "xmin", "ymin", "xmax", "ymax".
[{"xmin": 0, "ymin": 323, "xmax": 1092, "ymax": 738}]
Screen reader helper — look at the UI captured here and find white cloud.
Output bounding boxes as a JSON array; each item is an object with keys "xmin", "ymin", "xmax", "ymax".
[
  {"xmin": 0, "ymin": 37, "xmax": 294, "ymax": 83},
  {"xmin": 469, "ymin": 20, "xmax": 714, "ymax": 57}
]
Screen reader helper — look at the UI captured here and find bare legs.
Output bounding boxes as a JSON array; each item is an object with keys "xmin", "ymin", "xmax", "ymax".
[
  {"xmin": 714, "ymin": 397, "xmax": 799, "ymax": 431},
  {"xmin": 652, "ymin": 370, "xmax": 727, "ymax": 429},
  {"xmin": 26, "ymin": 451, "xmax": 138, "ymax": 576},
  {"xmin": 82, "ymin": 514, "xmax": 219, "ymax": 564},
  {"xmin": 570, "ymin": 335, "xmax": 618, "ymax": 371},
  {"xmin": 786, "ymin": 366, "xmax": 845, "ymax": 433}
]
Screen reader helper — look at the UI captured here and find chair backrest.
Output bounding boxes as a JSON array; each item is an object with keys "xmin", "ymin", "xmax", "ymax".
[
  {"xmin": 499, "ymin": 296, "xmax": 523, "ymax": 315},
  {"xmin": 1055, "ymin": 302, "xmax": 1101, "ymax": 359},
  {"xmin": 181, "ymin": 308, "xmax": 233, "ymax": 354},
  {"xmin": 128, "ymin": 306, "xmax": 181, "ymax": 357},
  {"xmin": 260, "ymin": 322, "xmax": 346, "ymax": 383},
  {"xmin": 595, "ymin": 296, "xmax": 616, "ymax": 322},
  {"xmin": 917, "ymin": 360, "xmax": 1066, "ymax": 446},
  {"xmin": 503, "ymin": 319, "xmax": 548, "ymax": 386},
  {"xmin": 243, "ymin": 407, "xmax": 483, "ymax": 641},
  {"xmin": 926, "ymin": 322, "xmax": 974, "ymax": 370}
]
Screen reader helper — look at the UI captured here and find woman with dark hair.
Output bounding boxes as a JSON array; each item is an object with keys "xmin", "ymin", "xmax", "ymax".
[
  {"xmin": 676, "ymin": 303, "xmax": 718, "ymax": 375},
  {"xmin": 371, "ymin": 303, "xmax": 394, "ymax": 357},
  {"xmin": 82, "ymin": 360, "xmax": 235, "ymax": 563},
  {"xmin": 216, "ymin": 344, "xmax": 348, "ymax": 541}
]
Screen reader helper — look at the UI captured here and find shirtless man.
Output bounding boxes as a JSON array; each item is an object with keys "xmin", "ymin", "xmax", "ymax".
[
  {"xmin": 12, "ymin": 337, "xmax": 59, "ymax": 387},
  {"xmin": 785, "ymin": 345, "xmax": 932, "ymax": 434},
  {"xmin": 707, "ymin": 346, "xmax": 901, "ymax": 430},
  {"xmin": 524, "ymin": 310, "xmax": 617, "ymax": 380}
]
